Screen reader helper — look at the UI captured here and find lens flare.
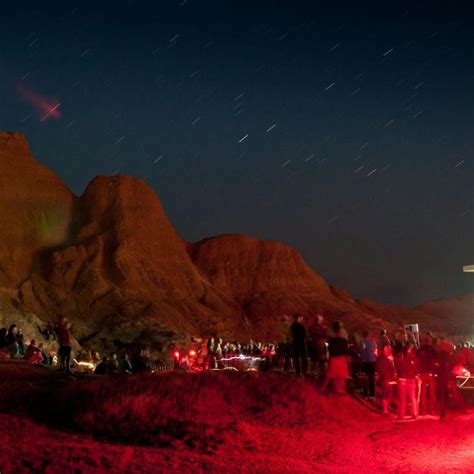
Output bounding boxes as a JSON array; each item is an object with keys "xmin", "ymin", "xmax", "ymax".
[{"xmin": 16, "ymin": 83, "xmax": 62, "ymax": 122}]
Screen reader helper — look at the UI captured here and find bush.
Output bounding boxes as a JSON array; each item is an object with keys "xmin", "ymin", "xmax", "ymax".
[{"xmin": 66, "ymin": 372, "xmax": 331, "ymax": 448}]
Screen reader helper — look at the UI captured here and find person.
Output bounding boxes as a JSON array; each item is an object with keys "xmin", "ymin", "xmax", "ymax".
[
  {"xmin": 417, "ymin": 335, "xmax": 438, "ymax": 415},
  {"xmin": 24, "ymin": 339, "xmax": 44, "ymax": 365},
  {"xmin": 339, "ymin": 320, "xmax": 349, "ymax": 340},
  {"xmin": 206, "ymin": 337, "xmax": 216, "ymax": 369},
  {"xmin": 0, "ymin": 327, "xmax": 7, "ymax": 348},
  {"xmin": 92, "ymin": 351, "xmax": 101, "ymax": 365},
  {"xmin": 45, "ymin": 322, "xmax": 55, "ymax": 341},
  {"xmin": 397, "ymin": 342, "xmax": 419, "ymax": 419},
  {"xmin": 94, "ymin": 356, "xmax": 108, "ymax": 375},
  {"xmin": 321, "ymin": 321, "xmax": 349, "ymax": 393},
  {"xmin": 457, "ymin": 342, "xmax": 471, "ymax": 369},
  {"xmin": 38, "ymin": 342, "xmax": 52, "ymax": 365},
  {"xmin": 378, "ymin": 329, "xmax": 391, "ymax": 351},
  {"xmin": 437, "ymin": 340, "xmax": 456, "ymax": 419},
  {"xmin": 120, "ymin": 353, "xmax": 133, "ymax": 374},
  {"xmin": 5, "ymin": 324, "xmax": 20, "ymax": 357},
  {"xmin": 360, "ymin": 330, "xmax": 377, "ymax": 399},
  {"xmin": 376, "ymin": 344, "xmax": 397, "ymax": 415},
  {"xmin": 290, "ymin": 314, "xmax": 308, "ymax": 377},
  {"xmin": 106, "ymin": 352, "xmax": 120, "ymax": 374},
  {"xmin": 308, "ymin": 314, "xmax": 328, "ymax": 379},
  {"xmin": 131, "ymin": 349, "xmax": 151, "ymax": 373},
  {"xmin": 393, "ymin": 328, "xmax": 406, "ymax": 361},
  {"xmin": 348, "ymin": 335, "xmax": 361, "ymax": 382},
  {"xmin": 280, "ymin": 315, "xmax": 293, "ymax": 372},
  {"xmin": 215, "ymin": 338, "xmax": 224, "ymax": 369},
  {"xmin": 55, "ymin": 315, "xmax": 73, "ymax": 373},
  {"xmin": 16, "ymin": 328, "xmax": 25, "ymax": 354}
]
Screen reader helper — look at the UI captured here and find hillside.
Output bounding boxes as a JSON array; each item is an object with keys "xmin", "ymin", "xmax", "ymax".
[{"xmin": 0, "ymin": 131, "xmax": 470, "ymax": 353}]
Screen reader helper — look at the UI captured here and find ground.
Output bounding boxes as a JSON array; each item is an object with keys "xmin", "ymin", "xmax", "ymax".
[{"xmin": 0, "ymin": 363, "xmax": 472, "ymax": 474}]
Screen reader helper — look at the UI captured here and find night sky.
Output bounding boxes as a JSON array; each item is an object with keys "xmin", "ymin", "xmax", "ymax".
[{"xmin": 1, "ymin": 1, "xmax": 473, "ymax": 306}]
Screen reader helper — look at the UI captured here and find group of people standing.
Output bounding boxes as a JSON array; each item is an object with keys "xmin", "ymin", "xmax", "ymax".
[{"xmin": 288, "ymin": 313, "xmax": 470, "ymax": 419}]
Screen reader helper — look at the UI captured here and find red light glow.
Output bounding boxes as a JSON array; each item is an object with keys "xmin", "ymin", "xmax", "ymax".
[{"xmin": 16, "ymin": 83, "xmax": 62, "ymax": 122}]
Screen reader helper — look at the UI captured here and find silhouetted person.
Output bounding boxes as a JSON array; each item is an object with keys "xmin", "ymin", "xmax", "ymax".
[
  {"xmin": 94, "ymin": 356, "xmax": 108, "ymax": 375},
  {"xmin": 360, "ymin": 330, "xmax": 377, "ymax": 398},
  {"xmin": 308, "ymin": 314, "xmax": 328, "ymax": 379},
  {"xmin": 321, "ymin": 321, "xmax": 349, "ymax": 394},
  {"xmin": 290, "ymin": 313, "xmax": 308, "ymax": 376},
  {"xmin": 0, "ymin": 327, "xmax": 8, "ymax": 349},
  {"xmin": 132, "ymin": 349, "xmax": 151, "ymax": 373},
  {"xmin": 120, "ymin": 353, "xmax": 133, "ymax": 374},
  {"xmin": 417, "ymin": 335, "xmax": 438, "ymax": 415},
  {"xmin": 44, "ymin": 322, "xmax": 55, "ymax": 341},
  {"xmin": 16, "ymin": 328, "xmax": 25, "ymax": 354},
  {"xmin": 5, "ymin": 324, "xmax": 19, "ymax": 357},
  {"xmin": 437, "ymin": 340, "xmax": 456, "ymax": 419},
  {"xmin": 377, "ymin": 344, "xmax": 397, "ymax": 415},
  {"xmin": 107, "ymin": 352, "xmax": 120, "ymax": 374},
  {"xmin": 378, "ymin": 329, "xmax": 391, "ymax": 352},
  {"xmin": 55, "ymin": 315, "xmax": 72, "ymax": 373}
]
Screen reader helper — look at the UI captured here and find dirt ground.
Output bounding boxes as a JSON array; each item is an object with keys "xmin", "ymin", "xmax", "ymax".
[{"xmin": 0, "ymin": 363, "xmax": 472, "ymax": 474}]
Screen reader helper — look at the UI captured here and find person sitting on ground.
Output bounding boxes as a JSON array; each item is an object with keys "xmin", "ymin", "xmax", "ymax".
[
  {"xmin": 120, "ymin": 353, "xmax": 133, "ymax": 374},
  {"xmin": 24, "ymin": 339, "xmax": 44, "ymax": 365},
  {"xmin": 321, "ymin": 320, "xmax": 349, "ymax": 394},
  {"xmin": 106, "ymin": 352, "xmax": 120, "ymax": 374},
  {"xmin": 92, "ymin": 351, "xmax": 101, "ymax": 364},
  {"xmin": 38, "ymin": 342, "xmax": 51, "ymax": 366},
  {"xmin": 235, "ymin": 341, "xmax": 242, "ymax": 355},
  {"xmin": 94, "ymin": 356, "xmax": 108, "ymax": 375}
]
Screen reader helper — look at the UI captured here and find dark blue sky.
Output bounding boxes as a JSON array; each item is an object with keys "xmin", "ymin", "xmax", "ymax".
[{"xmin": 1, "ymin": 1, "xmax": 473, "ymax": 305}]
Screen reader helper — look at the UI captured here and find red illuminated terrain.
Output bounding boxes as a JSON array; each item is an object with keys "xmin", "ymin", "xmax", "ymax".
[{"xmin": 0, "ymin": 362, "xmax": 472, "ymax": 473}]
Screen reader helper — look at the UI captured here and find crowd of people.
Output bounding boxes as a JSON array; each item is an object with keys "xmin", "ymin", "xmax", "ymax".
[
  {"xmin": 186, "ymin": 314, "xmax": 472, "ymax": 419},
  {"xmin": 280, "ymin": 313, "xmax": 471, "ymax": 419},
  {"xmin": 0, "ymin": 316, "xmax": 171, "ymax": 376},
  {"xmin": 0, "ymin": 319, "xmax": 70, "ymax": 368},
  {"xmin": 0, "ymin": 312, "xmax": 472, "ymax": 419}
]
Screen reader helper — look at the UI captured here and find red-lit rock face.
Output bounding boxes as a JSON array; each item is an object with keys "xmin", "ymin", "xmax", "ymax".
[
  {"xmin": 0, "ymin": 131, "xmax": 470, "ymax": 352},
  {"xmin": 0, "ymin": 132, "xmax": 75, "ymax": 287}
]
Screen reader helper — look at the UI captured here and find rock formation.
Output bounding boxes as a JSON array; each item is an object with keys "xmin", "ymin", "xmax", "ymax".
[{"xmin": 0, "ymin": 131, "xmax": 470, "ymax": 354}]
